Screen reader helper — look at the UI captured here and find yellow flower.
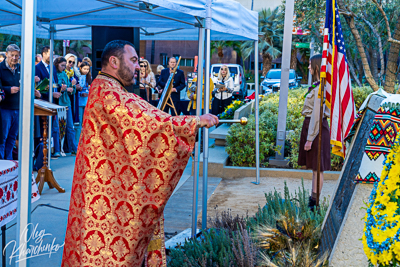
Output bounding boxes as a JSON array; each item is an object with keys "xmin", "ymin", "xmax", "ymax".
[
  {"xmin": 380, "ymin": 250, "xmax": 392, "ymax": 265},
  {"xmin": 370, "ymin": 252, "xmax": 378, "ymax": 265},
  {"xmin": 385, "ymin": 202, "xmax": 398, "ymax": 215},
  {"xmin": 371, "ymin": 227, "xmax": 387, "ymax": 243},
  {"xmin": 393, "ymin": 242, "xmax": 400, "ymax": 260}
]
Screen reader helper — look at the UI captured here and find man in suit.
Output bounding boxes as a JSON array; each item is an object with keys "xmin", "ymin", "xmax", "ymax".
[
  {"xmin": 157, "ymin": 57, "xmax": 186, "ymax": 116},
  {"xmin": 35, "ymin": 45, "xmax": 62, "ymax": 158}
]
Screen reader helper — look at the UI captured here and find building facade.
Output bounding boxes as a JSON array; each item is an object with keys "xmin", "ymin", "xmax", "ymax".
[{"xmin": 139, "ymin": 0, "xmax": 282, "ymax": 75}]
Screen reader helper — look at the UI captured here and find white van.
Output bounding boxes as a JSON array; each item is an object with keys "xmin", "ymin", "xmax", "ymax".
[{"xmin": 210, "ymin": 64, "xmax": 246, "ymax": 99}]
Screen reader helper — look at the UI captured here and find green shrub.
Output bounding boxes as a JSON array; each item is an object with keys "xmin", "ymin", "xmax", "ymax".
[
  {"xmin": 352, "ymin": 86, "xmax": 373, "ymax": 110},
  {"xmin": 168, "ymin": 227, "xmax": 258, "ymax": 267},
  {"xmin": 226, "ymin": 86, "xmax": 373, "ymax": 169},
  {"xmin": 226, "ymin": 88, "xmax": 306, "ymax": 167}
]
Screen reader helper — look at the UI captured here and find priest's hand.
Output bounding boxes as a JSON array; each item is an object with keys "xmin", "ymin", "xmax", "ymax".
[
  {"xmin": 304, "ymin": 141, "xmax": 312, "ymax": 151},
  {"xmin": 199, "ymin": 114, "xmax": 219, "ymax": 128},
  {"xmin": 35, "ymin": 76, "xmax": 40, "ymax": 83}
]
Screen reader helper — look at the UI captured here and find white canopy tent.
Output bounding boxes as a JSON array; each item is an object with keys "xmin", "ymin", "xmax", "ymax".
[
  {"xmin": 0, "ymin": 24, "xmax": 256, "ymax": 41},
  {"xmin": 0, "ymin": 1, "xmax": 259, "ymax": 265}
]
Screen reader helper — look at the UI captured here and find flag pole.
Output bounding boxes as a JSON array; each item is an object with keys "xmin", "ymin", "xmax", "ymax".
[{"xmin": 317, "ymin": 77, "xmax": 326, "ymax": 207}]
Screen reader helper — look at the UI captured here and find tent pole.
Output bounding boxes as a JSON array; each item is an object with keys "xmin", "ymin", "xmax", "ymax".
[
  {"xmin": 192, "ymin": 26, "xmax": 205, "ymax": 238},
  {"xmin": 274, "ymin": 0, "xmax": 294, "ymax": 162},
  {"xmin": 252, "ymin": 40, "xmax": 260, "ymax": 185},
  {"xmin": 48, "ymin": 25, "xmax": 55, "ymax": 167},
  {"xmin": 308, "ymin": 39, "xmax": 314, "ymax": 86},
  {"xmin": 202, "ymin": 0, "xmax": 211, "ymax": 229},
  {"xmin": 17, "ymin": 0, "xmax": 37, "ymax": 266}
]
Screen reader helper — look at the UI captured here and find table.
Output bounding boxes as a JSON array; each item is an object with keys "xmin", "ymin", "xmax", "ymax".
[
  {"xmin": 0, "ymin": 160, "xmax": 40, "ymax": 266},
  {"xmin": 0, "ymin": 160, "xmax": 40, "ymax": 227},
  {"xmin": 34, "ymin": 99, "xmax": 66, "ymax": 194}
]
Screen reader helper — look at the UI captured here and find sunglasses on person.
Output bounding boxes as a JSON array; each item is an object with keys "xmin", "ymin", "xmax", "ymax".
[
  {"xmin": 140, "ymin": 64, "xmax": 147, "ymax": 67},
  {"xmin": 221, "ymin": 68, "xmax": 228, "ymax": 71},
  {"xmin": 68, "ymin": 60, "xmax": 75, "ymax": 64}
]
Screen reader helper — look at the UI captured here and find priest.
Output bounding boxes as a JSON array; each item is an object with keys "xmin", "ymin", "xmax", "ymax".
[{"xmin": 61, "ymin": 40, "xmax": 218, "ymax": 267}]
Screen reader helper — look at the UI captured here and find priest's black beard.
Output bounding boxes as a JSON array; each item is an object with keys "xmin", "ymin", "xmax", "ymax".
[{"xmin": 118, "ymin": 60, "xmax": 136, "ymax": 86}]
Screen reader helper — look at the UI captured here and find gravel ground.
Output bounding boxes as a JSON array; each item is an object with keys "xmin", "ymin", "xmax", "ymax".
[{"xmin": 203, "ymin": 177, "xmax": 338, "ymax": 220}]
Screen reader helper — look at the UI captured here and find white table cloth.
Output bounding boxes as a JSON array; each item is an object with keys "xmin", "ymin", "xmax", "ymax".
[{"xmin": 0, "ymin": 160, "xmax": 40, "ymax": 227}]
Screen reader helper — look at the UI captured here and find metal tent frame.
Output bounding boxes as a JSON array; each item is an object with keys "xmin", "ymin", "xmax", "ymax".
[{"xmin": 0, "ymin": 1, "xmax": 260, "ymax": 266}]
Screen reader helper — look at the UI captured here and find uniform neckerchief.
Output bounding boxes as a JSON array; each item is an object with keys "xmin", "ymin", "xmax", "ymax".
[{"xmin": 304, "ymin": 81, "xmax": 320, "ymax": 98}]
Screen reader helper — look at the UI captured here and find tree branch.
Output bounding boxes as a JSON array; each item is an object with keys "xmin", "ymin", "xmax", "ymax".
[
  {"xmin": 359, "ymin": 15, "xmax": 385, "ymax": 83},
  {"xmin": 347, "ymin": 57, "xmax": 362, "ymax": 87},
  {"xmin": 337, "ymin": 0, "xmax": 379, "ymax": 90},
  {"xmin": 371, "ymin": 0, "xmax": 400, "ymax": 44}
]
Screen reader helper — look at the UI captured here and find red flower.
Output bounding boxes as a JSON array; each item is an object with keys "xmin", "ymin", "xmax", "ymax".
[
  {"xmin": 13, "ymin": 181, "xmax": 18, "ymax": 191},
  {"xmin": 6, "ymin": 191, "xmax": 11, "ymax": 201}
]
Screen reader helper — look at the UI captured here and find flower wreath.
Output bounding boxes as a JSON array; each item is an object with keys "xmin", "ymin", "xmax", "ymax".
[{"xmin": 363, "ymin": 137, "xmax": 400, "ymax": 266}]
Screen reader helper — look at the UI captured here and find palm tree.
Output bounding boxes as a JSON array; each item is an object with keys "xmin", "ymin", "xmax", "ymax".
[
  {"xmin": 210, "ymin": 41, "xmax": 233, "ymax": 63},
  {"xmin": 241, "ymin": 7, "xmax": 282, "ymax": 77}
]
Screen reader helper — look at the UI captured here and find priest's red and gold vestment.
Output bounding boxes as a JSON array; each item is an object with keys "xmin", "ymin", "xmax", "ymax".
[{"xmin": 61, "ymin": 74, "xmax": 198, "ymax": 267}]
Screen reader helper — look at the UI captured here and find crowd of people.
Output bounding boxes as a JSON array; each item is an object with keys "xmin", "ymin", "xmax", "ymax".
[
  {"xmin": 141, "ymin": 56, "xmax": 235, "ymax": 117},
  {"xmin": 0, "ymin": 43, "xmax": 236, "ymax": 165},
  {"xmin": 0, "ymin": 44, "xmax": 93, "ymax": 166}
]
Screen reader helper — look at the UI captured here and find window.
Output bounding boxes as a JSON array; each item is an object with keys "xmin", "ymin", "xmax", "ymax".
[
  {"xmin": 211, "ymin": 66, "xmax": 239, "ymax": 78},
  {"xmin": 180, "ymin": 58, "xmax": 194, "ymax": 67}
]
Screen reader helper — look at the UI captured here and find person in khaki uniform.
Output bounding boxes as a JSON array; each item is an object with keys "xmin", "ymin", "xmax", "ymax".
[
  {"xmin": 187, "ymin": 75, "xmax": 214, "ymax": 115},
  {"xmin": 298, "ymin": 54, "xmax": 331, "ymax": 211}
]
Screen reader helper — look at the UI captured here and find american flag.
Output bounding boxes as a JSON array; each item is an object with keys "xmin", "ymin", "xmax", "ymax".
[{"xmin": 320, "ymin": 0, "xmax": 355, "ymax": 158}]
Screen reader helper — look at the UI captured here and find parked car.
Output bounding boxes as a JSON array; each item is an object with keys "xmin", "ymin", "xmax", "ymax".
[
  {"xmin": 211, "ymin": 64, "xmax": 246, "ymax": 99},
  {"xmin": 260, "ymin": 69, "xmax": 300, "ymax": 94}
]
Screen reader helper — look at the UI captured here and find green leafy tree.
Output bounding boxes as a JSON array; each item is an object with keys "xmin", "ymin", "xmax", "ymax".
[
  {"xmin": 293, "ymin": 0, "xmax": 400, "ymax": 92},
  {"xmin": 0, "ymin": 34, "xmax": 21, "ymax": 51}
]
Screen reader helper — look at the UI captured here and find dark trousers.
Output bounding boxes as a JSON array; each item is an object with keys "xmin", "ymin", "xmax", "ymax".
[
  {"xmin": 33, "ymin": 142, "xmax": 44, "ymax": 171},
  {"xmin": 139, "ymin": 89, "xmax": 150, "ymax": 102},
  {"xmin": 0, "ymin": 109, "xmax": 19, "ymax": 160},
  {"xmin": 63, "ymin": 107, "xmax": 77, "ymax": 153},
  {"xmin": 211, "ymin": 97, "xmax": 232, "ymax": 116}
]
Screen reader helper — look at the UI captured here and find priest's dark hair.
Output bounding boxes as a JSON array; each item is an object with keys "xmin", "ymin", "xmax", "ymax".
[{"xmin": 101, "ymin": 40, "xmax": 135, "ymax": 67}]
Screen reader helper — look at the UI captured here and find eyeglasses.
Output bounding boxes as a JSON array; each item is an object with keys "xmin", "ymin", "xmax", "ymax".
[
  {"xmin": 8, "ymin": 54, "xmax": 20, "ymax": 59},
  {"xmin": 68, "ymin": 60, "xmax": 75, "ymax": 64},
  {"xmin": 221, "ymin": 68, "xmax": 228, "ymax": 71},
  {"xmin": 140, "ymin": 65, "xmax": 146, "ymax": 67}
]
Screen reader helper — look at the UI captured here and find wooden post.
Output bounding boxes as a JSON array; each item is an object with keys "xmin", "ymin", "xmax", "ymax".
[{"xmin": 317, "ymin": 77, "xmax": 326, "ymax": 206}]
